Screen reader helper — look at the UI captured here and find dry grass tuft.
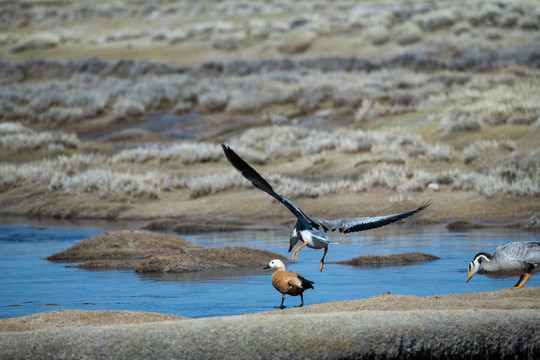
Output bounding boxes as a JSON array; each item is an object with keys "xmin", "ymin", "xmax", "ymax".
[
  {"xmin": 0, "ymin": 126, "xmax": 79, "ymax": 153},
  {"xmin": 437, "ymin": 82, "xmax": 540, "ymax": 133},
  {"xmin": 462, "ymin": 139, "xmax": 516, "ymax": 164}
]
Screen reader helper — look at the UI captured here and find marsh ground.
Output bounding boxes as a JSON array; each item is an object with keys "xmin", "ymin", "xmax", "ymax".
[{"xmin": 0, "ymin": 0, "xmax": 539, "ymax": 226}]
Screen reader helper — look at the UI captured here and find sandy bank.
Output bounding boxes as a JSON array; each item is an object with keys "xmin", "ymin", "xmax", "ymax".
[
  {"xmin": 0, "ymin": 310, "xmax": 185, "ymax": 333},
  {"xmin": 0, "ymin": 288, "xmax": 540, "ymax": 359},
  {"xmin": 1, "ymin": 288, "xmax": 538, "ymax": 359}
]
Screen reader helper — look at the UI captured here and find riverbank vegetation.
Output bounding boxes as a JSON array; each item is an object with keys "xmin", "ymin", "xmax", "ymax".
[{"xmin": 0, "ymin": 0, "xmax": 538, "ymax": 222}]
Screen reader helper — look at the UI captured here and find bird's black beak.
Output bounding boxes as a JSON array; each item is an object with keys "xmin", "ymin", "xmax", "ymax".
[{"xmin": 263, "ymin": 265, "xmax": 271, "ymax": 270}]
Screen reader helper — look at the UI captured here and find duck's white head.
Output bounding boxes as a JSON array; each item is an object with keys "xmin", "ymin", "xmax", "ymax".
[
  {"xmin": 466, "ymin": 252, "xmax": 491, "ymax": 283},
  {"xmin": 263, "ymin": 259, "xmax": 286, "ymax": 271}
]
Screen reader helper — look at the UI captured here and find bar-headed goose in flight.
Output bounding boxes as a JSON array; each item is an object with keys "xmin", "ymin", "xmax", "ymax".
[
  {"xmin": 264, "ymin": 259, "xmax": 314, "ymax": 308},
  {"xmin": 222, "ymin": 144, "xmax": 432, "ymax": 272},
  {"xmin": 467, "ymin": 241, "xmax": 540, "ymax": 288}
]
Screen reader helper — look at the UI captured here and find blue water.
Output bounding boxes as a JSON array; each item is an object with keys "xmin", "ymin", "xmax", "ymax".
[{"xmin": 0, "ymin": 219, "xmax": 538, "ymax": 319}]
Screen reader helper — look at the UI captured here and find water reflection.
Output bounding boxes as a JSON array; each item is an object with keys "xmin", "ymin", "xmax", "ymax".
[{"xmin": 0, "ymin": 220, "xmax": 538, "ymax": 319}]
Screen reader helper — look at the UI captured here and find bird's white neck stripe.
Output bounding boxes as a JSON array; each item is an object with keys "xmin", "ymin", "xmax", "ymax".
[{"xmin": 477, "ymin": 254, "xmax": 491, "ymax": 262}]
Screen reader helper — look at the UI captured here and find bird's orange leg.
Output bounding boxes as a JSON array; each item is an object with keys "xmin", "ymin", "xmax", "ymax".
[
  {"xmin": 513, "ymin": 273, "xmax": 530, "ymax": 288},
  {"xmin": 319, "ymin": 246, "xmax": 328, "ymax": 272},
  {"xmin": 291, "ymin": 241, "xmax": 308, "ymax": 262}
]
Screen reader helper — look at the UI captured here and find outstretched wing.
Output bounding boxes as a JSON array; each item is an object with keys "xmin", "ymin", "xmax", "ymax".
[
  {"xmin": 318, "ymin": 200, "xmax": 432, "ymax": 233},
  {"xmin": 221, "ymin": 144, "xmax": 315, "ymax": 228}
]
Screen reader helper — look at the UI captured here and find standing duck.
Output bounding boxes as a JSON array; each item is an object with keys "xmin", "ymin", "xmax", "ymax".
[
  {"xmin": 264, "ymin": 259, "xmax": 314, "ymax": 309},
  {"xmin": 467, "ymin": 241, "xmax": 540, "ymax": 288},
  {"xmin": 222, "ymin": 144, "xmax": 431, "ymax": 271}
]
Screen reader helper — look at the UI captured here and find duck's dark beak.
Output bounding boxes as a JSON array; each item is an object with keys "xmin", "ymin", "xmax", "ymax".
[{"xmin": 263, "ymin": 265, "xmax": 271, "ymax": 270}]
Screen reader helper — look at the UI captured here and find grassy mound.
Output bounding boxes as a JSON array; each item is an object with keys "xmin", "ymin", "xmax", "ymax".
[
  {"xmin": 47, "ymin": 230, "xmax": 288, "ymax": 273},
  {"xmin": 336, "ymin": 252, "xmax": 440, "ymax": 267}
]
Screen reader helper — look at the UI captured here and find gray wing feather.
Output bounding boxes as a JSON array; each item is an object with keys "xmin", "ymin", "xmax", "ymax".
[
  {"xmin": 222, "ymin": 144, "xmax": 315, "ymax": 228},
  {"xmin": 318, "ymin": 201, "xmax": 432, "ymax": 233},
  {"xmin": 495, "ymin": 241, "xmax": 540, "ymax": 264}
]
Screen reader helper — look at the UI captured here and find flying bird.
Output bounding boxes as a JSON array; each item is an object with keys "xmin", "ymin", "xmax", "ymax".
[
  {"xmin": 264, "ymin": 259, "xmax": 314, "ymax": 308},
  {"xmin": 222, "ymin": 144, "xmax": 431, "ymax": 271},
  {"xmin": 467, "ymin": 241, "xmax": 540, "ymax": 288}
]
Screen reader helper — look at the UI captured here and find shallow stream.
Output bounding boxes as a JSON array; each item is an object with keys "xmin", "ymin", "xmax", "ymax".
[{"xmin": 1, "ymin": 218, "xmax": 538, "ymax": 318}]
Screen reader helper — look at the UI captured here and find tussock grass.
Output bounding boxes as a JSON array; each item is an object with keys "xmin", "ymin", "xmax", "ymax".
[
  {"xmin": 1, "ymin": 59, "xmax": 537, "ymax": 133},
  {"xmin": 393, "ymin": 21, "xmax": 423, "ymax": 45},
  {"xmin": 0, "ymin": 125, "xmax": 79, "ymax": 152},
  {"xmin": 48, "ymin": 169, "xmax": 162, "ymax": 201},
  {"xmin": 0, "ymin": 122, "xmax": 26, "ymax": 134},
  {"xmin": 228, "ymin": 126, "xmax": 424, "ymax": 161},
  {"xmin": 1, "ymin": 122, "xmax": 538, "ymax": 201},
  {"xmin": 426, "ymin": 143, "xmax": 454, "ymax": 162},
  {"xmin": 184, "ymin": 170, "xmax": 247, "ymax": 198},
  {"xmin": 354, "ymin": 99, "xmax": 415, "ymax": 123},
  {"xmin": 20, "ymin": 129, "xmax": 540, "ymax": 197},
  {"xmin": 110, "ymin": 142, "xmax": 222, "ymax": 165},
  {"xmin": 3, "ymin": 0, "xmax": 538, "ymax": 39},
  {"xmin": 462, "ymin": 139, "xmax": 516, "ymax": 164},
  {"xmin": 436, "ymin": 82, "xmax": 540, "ymax": 133}
]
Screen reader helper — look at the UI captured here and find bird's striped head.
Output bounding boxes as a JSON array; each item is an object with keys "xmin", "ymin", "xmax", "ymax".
[{"xmin": 466, "ymin": 252, "xmax": 491, "ymax": 283}]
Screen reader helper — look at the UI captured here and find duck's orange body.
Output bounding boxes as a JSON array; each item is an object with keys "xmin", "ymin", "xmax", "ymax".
[{"xmin": 264, "ymin": 259, "xmax": 314, "ymax": 308}]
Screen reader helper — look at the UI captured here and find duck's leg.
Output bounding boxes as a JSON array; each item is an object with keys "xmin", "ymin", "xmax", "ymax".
[
  {"xmin": 513, "ymin": 273, "xmax": 530, "ymax": 288},
  {"xmin": 274, "ymin": 295, "xmax": 286, "ymax": 309},
  {"xmin": 319, "ymin": 246, "xmax": 328, "ymax": 272},
  {"xmin": 291, "ymin": 241, "xmax": 308, "ymax": 262},
  {"xmin": 295, "ymin": 293, "xmax": 304, "ymax": 308}
]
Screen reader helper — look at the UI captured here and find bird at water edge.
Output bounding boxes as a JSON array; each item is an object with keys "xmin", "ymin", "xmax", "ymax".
[
  {"xmin": 467, "ymin": 241, "xmax": 540, "ymax": 288},
  {"xmin": 222, "ymin": 144, "xmax": 432, "ymax": 272},
  {"xmin": 264, "ymin": 259, "xmax": 314, "ymax": 309}
]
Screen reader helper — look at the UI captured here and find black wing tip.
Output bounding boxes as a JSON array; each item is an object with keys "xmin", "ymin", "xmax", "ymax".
[
  {"xmin": 418, "ymin": 200, "xmax": 433, "ymax": 211},
  {"xmin": 340, "ymin": 200, "xmax": 433, "ymax": 234},
  {"xmin": 221, "ymin": 144, "xmax": 248, "ymax": 170},
  {"xmin": 221, "ymin": 143, "xmax": 235, "ymax": 160}
]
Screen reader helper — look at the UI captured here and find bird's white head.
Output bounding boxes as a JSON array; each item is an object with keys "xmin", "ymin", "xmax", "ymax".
[
  {"xmin": 263, "ymin": 259, "xmax": 286, "ymax": 271},
  {"xmin": 466, "ymin": 252, "xmax": 491, "ymax": 283}
]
